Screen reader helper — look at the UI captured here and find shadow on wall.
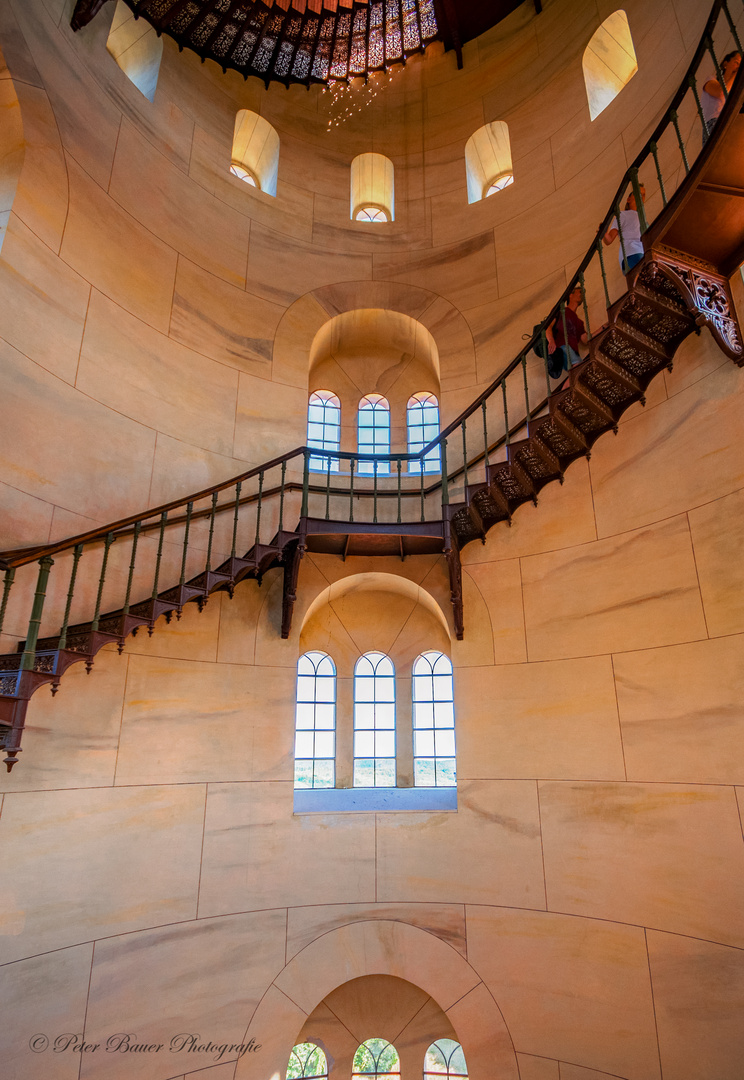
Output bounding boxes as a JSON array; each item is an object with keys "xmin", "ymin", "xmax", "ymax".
[{"xmin": 0, "ymin": 43, "xmax": 24, "ymax": 254}]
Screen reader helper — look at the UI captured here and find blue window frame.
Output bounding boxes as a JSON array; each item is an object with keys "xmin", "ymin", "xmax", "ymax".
[
  {"xmin": 357, "ymin": 394, "xmax": 390, "ymax": 475},
  {"xmin": 353, "ymin": 652, "xmax": 396, "ymax": 786},
  {"xmin": 294, "ymin": 651, "xmax": 336, "ymax": 788},
  {"xmin": 412, "ymin": 651, "xmax": 456, "ymax": 787},
  {"xmin": 308, "ymin": 390, "xmax": 341, "ymax": 473},
  {"xmin": 407, "ymin": 392, "xmax": 440, "ymax": 474}
]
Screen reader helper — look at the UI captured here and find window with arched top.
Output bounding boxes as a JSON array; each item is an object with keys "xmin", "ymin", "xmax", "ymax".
[
  {"xmin": 352, "ymin": 1039, "xmax": 401, "ymax": 1079},
  {"xmin": 583, "ymin": 11, "xmax": 638, "ymax": 121},
  {"xmin": 407, "ymin": 392, "xmax": 441, "ymax": 474},
  {"xmin": 354, "ymin": 653, "xmax": 396, "ymax": 787},
  {"xmin": 358, "ymin": 394, "xmax": 391, "ymax": 474},
  {"xmin": 465, "ymin": 121, "xmax": 513, "ymax": 204},
  {"xmin": 231, "ymin": 110, "xmax": 280, "ymax": 195},
  {"xmin": 294, "ymin": 652, "xmax": 336, "ymax": 789},
  {"xmin": 308, "ymin": 390, "xmax": 341, "ymax": 473},
  {"xmin": 413, "ymin": 652, "xmax": 456, "ymax": 787},
  {"xmin": 287, "ymin": 1042, "xmax": 329, "ymax": 1079},
  {"xmin": 106, "ymin": 0, "xmax": 163, "ymax": 102},
  {"xmin": 351, "ymin": 153, "xmax": 395, "ymax": 222},
  {"xmin": 424, "ymin": 1039, "xmax": 468, "ymax": 1080}
]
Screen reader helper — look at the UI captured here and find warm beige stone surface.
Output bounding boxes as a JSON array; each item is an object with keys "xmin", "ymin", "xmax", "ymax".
[
  {"xmin": 11, "ymin": 79, "xmax": 68, "ymax": 251},
  {"xmin": 445, "ymin": 980, "xmax": 520, "ymax": 1080},
  {"xmin": 457, "ymin": 656, "xmax": 624, "ymax": 780},
  {"xmin": 60, "ymin": 156, "xmax": 177, "ymax": 333},
  {"xmin": 376, "ymin": 779, "xmax": 545, "ymax": 907},
  {"xmin": 539, "ymin": 781, "xmax": 744, "ymax": 946},
  {"xmin": 235, "ymin": 983, "xmax": 308, "ymax": 1080},
  {"xmin": 0, "ymin": 944, "xmax": 93, "ymax": 1080},
  {"xmin": 647, "ymin": 930, "xmax": 744, "ymax": 1080},
  {"xmin": 461, "ymin": 559, "xmax": 527, "ymax": 665},
  {"xmin": 466, "ymin": 908, "xmax": 660, "ymax": 1080},
  {"xmin": 688, "ymin": 487, "xmax": 744, "ymax": 638},
  {"xmin": 0, "ymin": 784, "xmax": 204, "ymax": 963},
  {"xmin": 82, "ymin": 910, "xmax": 286, "ymax": 1080},
  {"xmin": 515, "ymin": 1056, "xmax": 559, "ymax": 1080},
  {"xmin": 198, "ymin": 781, "xmax": 376, "ymax": 917},
  {"xmin": 615, "ymin": 635, "xmax": 744, "ymax": 784},
  {"xmin": 521, "ymin": 515, "xmax": 707, "ymax": 660},
  {"xmin": 285, "ymin": 902, "xmax": 467, "ymax": 961}
]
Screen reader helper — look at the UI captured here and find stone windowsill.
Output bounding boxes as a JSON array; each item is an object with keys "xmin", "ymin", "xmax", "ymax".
[{"xmin": 293, "ymin": 786, "xmax": 457, "ymax": 814}]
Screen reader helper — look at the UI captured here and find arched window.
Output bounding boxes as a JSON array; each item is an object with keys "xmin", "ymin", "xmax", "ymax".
[
  {"xmin": 412, "ymin": 652, "xmax": 456, "ymax": 787},
  {"xmin": 465, "ymin": 121, "xmax": 513, "ymax": 204},
  {"xmin": 231, "ymin": 110, "xmax": 280, "ymax": 195},
  {"xmin": 583, "ymin": 11, "xmax": 638, "ymax": 121},
  {"xmin": 352, "ymin": 1039, "xmax": 400, "ymax": 1080},
  {"xmin": 351, "ymin": 153, "xmax": 394, "ymax": 222},
  {"xmin": 287, "ymin": 1042, "xmax": 328, "ymax": 1079},
  {"xmin": 358, "ymin": 394, "xmax": 391, "ymax": 475},
  {"xmin": 294, "ymin": 652, "xmax": 336, "ymax": 789},
  {"xmin": 424, "ymin": 1039, "xmax": 468, "ymax": 1080},
  {"xmin": 308, "ymin": 390, "xmax": 341, "ymax": 473},
  {"xmin": 407, "ymin": 392, "xmax": 440, "ymax": 474},
  {"xmin": 354, "ymin": 653, "xmax": 396, "ymax": 787},
  {"xmin": 106, "ymin": 0, "xmax": 163, "ymax": 102}
]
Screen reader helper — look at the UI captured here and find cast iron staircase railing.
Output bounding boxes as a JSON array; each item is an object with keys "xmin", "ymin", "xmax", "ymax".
[{"xmin": 1, "ymin": 0, "xmax": 744, "ymax": 770}]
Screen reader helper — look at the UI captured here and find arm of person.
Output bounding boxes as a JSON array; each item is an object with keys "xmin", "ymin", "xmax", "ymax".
[
  {"xmin": 703, "ymin": 77, "xmax": 725, "ymax": 100},
  {"xmin": 603, "ymin": 228, "xmax": 618, "ymax": 245},
  {"xmin": 545, "ymin": 321, "xmax": 557, "ymax": 353}
]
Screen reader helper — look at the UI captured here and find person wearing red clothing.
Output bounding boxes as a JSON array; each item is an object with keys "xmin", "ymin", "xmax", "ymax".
[{"xmin": 545, "ymin": 284, "xmax": 588, "ymax": 378}]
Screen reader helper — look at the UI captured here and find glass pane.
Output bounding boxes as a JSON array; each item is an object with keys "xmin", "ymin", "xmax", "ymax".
[
  {"xmin": 375, "ymin": 678, "xmax": 395, "ymax": 702},
  {"xmin": 295, "ymin": 731, "xmax": 315, "ymax": 758},
  {"xmin": 354, "ymin": 702, "xmax": 375, "ymax": 728},
  {"xmin": 375, "ymin": 704, "xmax": 396, "ymax": 728},
  {"xmin": 375, "ymin": 758, "xmax": 396, "ymax": 786},
  {"xmin": 354, "ymin": 758, "xmax": 375, "ymax": 787},
  {"xmin": 414, "ymin": 730, "xmax": 435, "ymax": 757},
  {"xmin": 375, "ymin": 730, "xmax": 395, "ymax": 757},
  {"xmin": 314, "ymin": 759, "xmax": 335, "ymax": 788},
  {"xmin": 314, "ymin": 703, "xmax": 335, "ymax": 729},
  {"xmin": 435, "ymin": 729, "xmax": 456, "ymax": 756},
  {"xmin": 355, "ymin": 730, "xmax": 375, "ymax": 757},
  {"xmin": 413, "ymin": 702, "xmax": 435, "ymax": 728},
  {"xmin": 296, "ymin": 675, "xmax": 316, "ymax": 702},
  {"xmin": 295, "ymin": 701, "xmax": 315, "ymax": 729},
  {"xmin": 433, "ymin": 674, "xmax": 453, "ymax": 699},
  {"xmin": 433, "ymin": 701, "xmax": 455, "ymax": 728},
  {"xmin": 355, "ymin": 676, "xmax": 375, "ymax": 703},
  {"xmin": 436, "ymin": 758, "xmax": 456, "ymax": 786},
  {"xmin": 414, "ymin": 758, "xmax": 436, "ymax": 786},
  {"xmin": 315, "ymin": 678, "xmax": 336, "ymax": 703},
  {"xmin": 315, "ymin": 731, "xmax": 335, "ymax": 758},
  {"xmin": 294, "ymin": 759, "xmax": 314, "ymax": 788}
]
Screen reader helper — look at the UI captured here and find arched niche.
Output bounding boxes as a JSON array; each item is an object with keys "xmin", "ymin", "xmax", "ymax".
[
  {"xmin": 583, "ymin": 10, "xmax": 638, "ymax": 121},
  {"xmin": 235, "ymin": 920, "xmax": 518, "ymax": 1080},
  {"xmin": 465, "ymin": 121, "xmax": 513, "ymax": 204},
  {"xmin": 308, "ymin": 308, "xmax": 440, "ymax": 457},
  {"xmin": 106, "ymin": 0, "xmax": 163, "ymax": 102},
  {"xmin": 0, "ymin": 45, "xmax": 25, "ymax": 255},
  {"xmin": 231, "ymin": 109, "xmax": 280, "ymax": 195},
  {"xmin": 351, "ymin": 153, "xmax": 394, "ymax": 222}
]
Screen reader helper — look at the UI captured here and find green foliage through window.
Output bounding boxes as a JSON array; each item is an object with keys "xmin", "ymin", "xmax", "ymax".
[
  {"xmin": 286, "ymin": 1041, "xmax": 328, "ymax": 1079},
  {"xmin": 352, "ymin": 1037, "xmax": 401, "ymax": 1078}
]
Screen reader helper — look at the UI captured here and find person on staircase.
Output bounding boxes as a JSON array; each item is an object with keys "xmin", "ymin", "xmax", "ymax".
[
  {"xmin": 545, "ymin": 284, "xmax": 588, "ymax": 382},
  {"xmin": 701, "ymin": 50, "xmax": 741, "ymax": 143},
  {"xmin": 603, "ymin": 184, "xmax": 646, "ymax": 274}
]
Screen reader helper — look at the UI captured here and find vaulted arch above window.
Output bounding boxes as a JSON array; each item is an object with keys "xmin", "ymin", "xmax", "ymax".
[
  {"xmin": 231, "ymin": 110, "xmax": 280, "ymax": 195},
  {"xmin": 308, "ymin": 390, "xmax": 341, "ymax": 473},
  {"xmin": 583, "ymin": 10, "xmax": 638, "ymax": 121},
  {"xmin": 354, "ymin": 652, "xmax": 396, "ymax": 787},
  {"xmin": 287, "ymin": 1042, "xmax": 328, "ymax": 1079},
  {"xmin": 413, "ymin": 652, "xmax": 456, "ymax": 787},
  {"xmin": 352, "ymin": 1038, "xmax": 401, "ymax": 1079},
  {"xmin": 358, "ymin": 394, "xmax": 391, "ymax": 474},
  {"xmin": 465, "ymin": 121, "xmax": 513, "ymax": 204},
  {"xmin": 424, "ymin": 1039, "xmax": 468, "ymax": 1080},
  {"xmin": 351, "ymin": 153, "xmax": 394, "ymax": 222},
  {"xmin": 294, "ymin": 651, "xmax": 336, "ymax": 790}
]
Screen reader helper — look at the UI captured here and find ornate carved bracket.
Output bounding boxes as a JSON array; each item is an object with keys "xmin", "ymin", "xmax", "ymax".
[
  {"xmin": 281, "ymin": 537, "xmax": 305, "ymax": 640},
  {"xmin": 444, "ymin": 524, "xmax": 464, "ymax": 641},
  {"xmin": 650, "ymin": 245, "xmax": 744, "ymax": 364}
]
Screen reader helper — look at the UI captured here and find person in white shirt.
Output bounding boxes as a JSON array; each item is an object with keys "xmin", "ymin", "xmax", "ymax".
[
  {"xmin": 701, "ymin": 51, "xmax": 741, "ymax": 143},
  {"xmin": 603, "ymin": 185, "xmax": 646, "ymax": 274}
]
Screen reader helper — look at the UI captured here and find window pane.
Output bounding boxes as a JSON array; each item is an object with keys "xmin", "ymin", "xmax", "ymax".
[
  {"xmin": 433, "ymin": 701, "xmax": 455, "ymax": 728},
  {"xmin": 315, "ymin": 731, "xmax": 335, "ymax": 758},
  {"xmin": 375, "ymin": 759, "xmax": 396, "ymax": 786},
  {"xmin": 415, "ymin": 730, "xmax": 435, "ymax": 757},
  {"xmin": 295, "ymin": 701, "xmax": 315, "ymax": 729},
  {"xmin": 434, "ymin": 729, "xmax": 456, "ymax": 756},
  {"xmin": 355, "ymin": 676, "xmax": 375, "ymax": 702},
  {"xmin": 295, "ymin": 731, "xmax": 315, "ymax": 758},
  {"xmin": 314, "ymin": 759, "xmax": 335, "ymax": 788},
  {"xmin": 436, "ymin": 758, "xmax": 456, "ymax": 786},
  {"xmin": 413, "ymin": 702, "xmax": 435, "ymax": 728},
  {"xmin": 315, "ymin": 678, "xmax": 336, "ymax": 703},
  {"xmin": 354, "ymin": 702, "xmax": 375, "ymax": 727},
  {"xmin": 355, "ymin": 730, "xmax": 375, "ymax": 757},
  {"xmin": 414, "ymin": 758, "xmax": 436, "ymax": 786},
  {"xmin": 294, "ymin": 760, "xmax": 314, "ymax": 788},
  {"xmin": 314, "ymin": 703, "xmax": 336, "ymax": 729},
  {"xmin": 354, "ymin": 758, "xmax": 375, "ymax": 787},
  {"xmin": 375, "ymin": 730, "xmax": 395, "ymax": 757},
  {"xmin": 375, "ymin": 704, "xmax": 396, "ymax": 728}
]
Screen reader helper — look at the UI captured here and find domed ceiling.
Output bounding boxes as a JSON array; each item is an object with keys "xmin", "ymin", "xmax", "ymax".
[{"xmin": 72, "ymin": 0, "xmax": 532, "ymax": 87}]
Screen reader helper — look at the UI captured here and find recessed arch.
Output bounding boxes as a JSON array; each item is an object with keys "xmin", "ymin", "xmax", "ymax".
[
  {"xmin": 309, "ymin": 308, "xmax": 440, "ymax": 388},
  {"xmin": 231, "ymin": 109, "xmax": 280, "ymax": 195},
  {"xmin": 465, "ymin": 122, "xmax": 513, "ymax": 204},
  {"xmin": 106, "ymin": 0, "xmax": 163, "ymax": 102},
  {"xmin": 583, "ymin": 10, "xmax": 638, "ymax": 121},
  {"xmin": 351, "ymin": 153, "xmax": 394, "ymax": 222}
]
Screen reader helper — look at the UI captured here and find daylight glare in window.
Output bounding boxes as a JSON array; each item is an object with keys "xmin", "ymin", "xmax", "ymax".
[
  {"xmin": 294, "ymin": 652, "xmax": 336, "ymax": 789},
  {"xmin": 354, "ymin": 653, "xmax": 396, "ymax": 787},
  {"xmin": 308, "ymin": 390, "xmax": 341, "ymax": 473},
  {"xmin": 413, "ymin": 652, "xmax": 456, "ymax": 787},
  {"xmin": 358, "ymin": 394, "xmax": 391, "ymax": 475},
  {"xmin": 407, "ymin": 392, "xmax": 441, "ymax": 474}
]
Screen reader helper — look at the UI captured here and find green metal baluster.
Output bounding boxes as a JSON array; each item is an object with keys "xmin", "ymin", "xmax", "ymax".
[
  {"xmin": 597, "ymin": 238, "xmax": 611, "ymax": 308},
  {"xmin": 325, "ymin": 456, "xmax": 331, "ymax": 520},
  {"xmin": 420, "ymin": 466, "xmax": 425, "ymax": 523},
  {"xmin": 205, "ymin": 492, "xmax": 218, "ymax": 573},
  {"xmin": 0, "ymin": 567, "xmax": 16, "ymax": 638},
  {"xmin": 522, "ymin": 355, "xmax": 531, "ymax": 432},
  {"xmin": 278, "ymin": 461, "xmax": 286, "ymax": 534},
  {"xmin": 722, "ymin": 0, "xmax": 743, "ymax": 53},
  {"xmin": 255, "ymin": 471, "xmax": 264, "ymax": 547},
  {"xmin": 441, "ymin": 438, "xmax": 449, "ymax": 506},
  {"xmin": 614, "ymin": 199, "xmax": 629, "ymax": 270},
  {"xmin": 91, "ymin": 532, "xmax": 114, "ymax": 633},
  {"xmin": 301, "ymin": 451, "xmax": 310, "ymax": 519},
  {"xmin": 502, "ymin": 378, "xmax": 510, "ymax": 449},
  {"xmin": 560, "ymin": 302, "xmax": 571, "ymax": 372},
  {"xmin": 629, "ymin": 167, "xmax": 647, "ymax": 233},
  {"xmin": 58, "ymin": 544, "xmax": 83, "ymax": 650},
  {"xmin": 396, "ymin": 458, "xmax": 402, "ymax": 524},
  {"xmin": 579, "ymin": 270, "xmax": 591, "ymax": 338},
  {"xmin": 461, "ymin": 419, "xmax": 468, "ymax": 494},
  {"xmin": 706, "ymin": 36, "xmax": 728, "ymax": 100},
  {"xmin": 649, "ymin": 141, "xmax": 668, "ymax": 207},
  {"xmin": 151, "ymin": 512, "xmax": 167, "ymax": 601},
  {"xmin": 688, "ymin": 72, "xmax": 708, "ymax": 137},
  {"xmin": 122, "ymin": 521, "xmax": 141, "ymax": 617},
  {"xmin": 348, "ymin": 458, "xmax": 355, "ymax": 523},
  {"xmin": 180, "ymin": 501, "xmax": 194, "ymax": 588},
  {"xmin": 20, "ymin": 556, "xmax": 54, "ymax": 672},
  {"xmin": 230, "ymin": 484, "xmax": 241, "ymax": 559},
  {"xmin": 481, "ymin": 400, "xmax": 490, "ymax": 480},
  {"xmin": 373, "ymin": 460, "xmax": 378, "ymax": 524},
  {"xmin": 670, "ymin": 109, "xmax": 690, "ymax": 173}
]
